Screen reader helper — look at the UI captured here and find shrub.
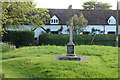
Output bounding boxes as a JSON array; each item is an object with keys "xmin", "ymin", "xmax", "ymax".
[
  {"xmin": 39, "ymin": 34, "xmax": 116, "ymax": 46},
  {"xmin": 39, "ymin": 34, "xmax": 69, "ymax": 46},
  {"xmin": 119, "ymin": 35, "xmax": 120, "ymax": 47},
  {"xmin": 0, "ymin": 42, "xmax": 16, "ymax": 52},
  {"xmin": 2, "ymin": 30, "xmax": 35, "ymax": 48}
]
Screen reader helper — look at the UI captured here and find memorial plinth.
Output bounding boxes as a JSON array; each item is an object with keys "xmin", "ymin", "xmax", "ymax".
[
  {"xmin": 67, "ymin": 43, "xmax": 75, "ymax": 56},
  {"xmin": 54, "ymin": 5, "xmax": 87, "ymax": 62},
  {"xmin": 54, "ymin": 54, "xmax": 87, "ymax": 62},
  {"xmin": 67, "ymin": 12, "xmax": 75, "ymax": 56}
]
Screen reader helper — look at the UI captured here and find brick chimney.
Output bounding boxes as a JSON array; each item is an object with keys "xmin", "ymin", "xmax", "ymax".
[
  {"xmin": 95, "ymin": 4, "xmax": 101, "ymax": 10},
  {"xmin": 68, "ymin": 5, "xmax": 72, "ymax": 9}
]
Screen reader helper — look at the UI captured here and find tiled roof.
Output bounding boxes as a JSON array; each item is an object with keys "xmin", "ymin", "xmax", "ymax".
[{"xmin": 47, "ymin": 9, "xmax": 120, "ymax": 25}]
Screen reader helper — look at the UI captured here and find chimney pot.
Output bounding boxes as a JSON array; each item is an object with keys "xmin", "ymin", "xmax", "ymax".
[
  {"xmin": 95, "ymin": 4, "xmax": 101, "ymax": 10},
  {"xmin": 68, "ymin": 5, "xmax": 72, "ymax": 9}
]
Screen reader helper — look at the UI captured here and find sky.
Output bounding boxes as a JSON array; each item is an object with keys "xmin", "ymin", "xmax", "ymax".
[{"xmin": 33, "ymin": 0, "xmax": 117, "ymax": 10}]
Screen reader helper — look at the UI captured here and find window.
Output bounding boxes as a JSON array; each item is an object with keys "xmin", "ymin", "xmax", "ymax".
[
  {"xmin": 50, "ymin": 15, "xmax": 59, "ymax": 24},
  {"xmin": 56, "ymin": 20, "xmax": 58, "ymax": 23},
  {"xmin": 108, "ymin": 16, "xmax": 116, "ymax": 25},
  {"xmin": 54, "ymin": 19, "xmax": 55, "ymax": 23},
  {"xmin": 51, "ymin": 20, "xmax": 53, "ymax": 23},
  {"xmin": 83, "ymin": 31, "xmax": 90, "ymax": 34},
  {"xmin": 51, "ymin": 31, "xmax": 58, "ymax": 34},
  {"xmin": 108, "ymin": 32, "xmax": 115, "ymax": 34},
  {"xmin": 108, "ymin": 20, "xmax": 110, "ymax": 23}
]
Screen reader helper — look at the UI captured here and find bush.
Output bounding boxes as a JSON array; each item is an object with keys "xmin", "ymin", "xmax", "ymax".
[
  {"xmin": 2, "ymin": 30, "xmax": 35, "ymax": 48},
  {"xmin": 119, "ymin": 35, "xmax": 120, "ymax": 47},
  {"xmin": 39, "ymin": 34, "xmax": 116, "ymax": 46},
  {"xmin": 0, "ymin": 42, "xmax": 16, "ymax": 52},
  {"xmin": 39, "ymin": 34, "xmax": 69, "ymax": 46}
]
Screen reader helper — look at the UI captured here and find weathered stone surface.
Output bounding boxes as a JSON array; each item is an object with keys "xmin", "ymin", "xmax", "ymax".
[
  {"xmin": 54, "ymin": 54, "xmax": 87, "ymax": 62},
  {"xmin": 67, "ymin": 45, "xmax": 75, "ymax": 55},
  {"xmin": 54, "ymin": 5, "xmax": 87, "ymax": 62}
]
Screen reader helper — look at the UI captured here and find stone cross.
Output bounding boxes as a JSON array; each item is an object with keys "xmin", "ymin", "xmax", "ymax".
[
  {"xmin": 69, "ymin": 18, "xmax": 74, "ymax": 45},
  {"xmin": 67, "ymin": 5, "xmax": 75, "ymax": 56}
]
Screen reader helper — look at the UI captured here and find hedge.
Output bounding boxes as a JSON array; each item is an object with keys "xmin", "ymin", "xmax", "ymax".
[
  {"xmin": 2, "ymin": 30, "xmax": 35, "ymax": 48},
  {"xmin": 111, "ymin": 34, "xmax": 120, "ymax": 47},
  {"xmin": 39, "ymin": 34, "xmax": 117, "ymax": 46}
]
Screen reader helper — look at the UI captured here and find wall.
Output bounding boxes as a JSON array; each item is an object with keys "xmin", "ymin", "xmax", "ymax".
[
  {"xmin": 105, "ymin": 25, "xmax": 116, "ymax": 34},
  {"xmin": 6, "ymin": 25, "xmax": 119, "ymax": 39},
  {"xmin": 42, "ymin": 25, "xmax": 69, "ymax": 34},
  {"xmin": 83, "ymin": 25, "xmax": 104, "ymax": 34},
  {"xmin": 81, "ymin": 25, "xmax": 117, "ymax": 34}
]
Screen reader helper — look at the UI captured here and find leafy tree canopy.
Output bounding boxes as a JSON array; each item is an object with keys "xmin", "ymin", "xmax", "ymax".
[
  {"xmin": 1, "ymin": 2, "xmax": 50, "ymax": 34},
  {"xmin": 82, "ymin": 0, "xmax": 112, "ymax": 10},
  {"xmin": 66, "ymin": 13, "xmax": 88, "ymax": 34}
]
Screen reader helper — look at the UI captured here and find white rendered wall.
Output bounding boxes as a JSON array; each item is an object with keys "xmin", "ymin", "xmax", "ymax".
[
  {"xmin": 105, "ymin": 25, "xmax": 116, "ymax": 34},
  {"xmin": 6, "ymin": 25, "xmax": 34, "ymax": 31},
  {"xmin": 83, "ymin": 25, "xmax": 104, "ymax": 34},
  {"xmin": 6, "ymin": 25, "xmax": 69, "ymax": 39},
  {"xmin": 83, "ymin": 25, "xmax": 116, "ymax": 34},
  {"xmin": 34, "ymin": 25, "xmax": 69, "ymax": 40},
  {"xmin": 6, "ymin": 25, "xmax": 119, "ymax": 39},
  {"xmin": 41, "ymin": 25, "xmax": 69, "ymax": 34}
]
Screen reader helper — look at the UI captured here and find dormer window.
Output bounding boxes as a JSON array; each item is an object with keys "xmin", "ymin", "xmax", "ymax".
[
  {"xmin": 51, "ymin": 20, "xmax": 53, "ymax": 23},
  {"xmin": 50, "ymin": 15, "xmax": 59, "ymax": 24},
  {"xmin": 56, "ymin": 20, "xmax": 58, "ymax": 23},
  {"xmin": 108, "ymin": 16, "xmax": 116, "ymax": 25}
]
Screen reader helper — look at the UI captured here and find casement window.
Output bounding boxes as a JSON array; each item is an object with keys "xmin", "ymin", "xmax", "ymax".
[
  {"xmin": 107, "ymin": 16, "xmax": 116, "ymax": 25},
  {"xmin": 108, "ymin": 31, "xmax": 115, "ymax": 34},
  {"xmin": 50, "ymin": 15, "xmax": 59, "ymax": 24},
  {"xmin": 83, "ymin": 31, "xmax": 90, "ymax": 34}
]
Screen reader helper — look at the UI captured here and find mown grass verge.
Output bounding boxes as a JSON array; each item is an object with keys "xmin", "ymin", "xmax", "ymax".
[{"xmin": 1, "ymin": 45, "xmax": 118, "ymax": 78}]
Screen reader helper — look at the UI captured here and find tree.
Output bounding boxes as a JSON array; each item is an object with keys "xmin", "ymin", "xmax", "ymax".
[
  {"xmin": 82, "ymin": 0, "xmax": 96, "ymax": 10},
  {"xmin": 66, "ymin": 14, "xmax": 88, "ymax": 34},
  {"xmin": 1, "ymin": 2, "xmax": 50, "ymax": 35},
  {"xmin": 82, "ymin": 0, "xmax": 112, "ymax": 10}
]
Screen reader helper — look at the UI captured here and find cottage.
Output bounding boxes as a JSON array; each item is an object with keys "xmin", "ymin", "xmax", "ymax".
[
  {"xmin": 6, "ymin": 5, "xmax": 120, "ymax": 40},
  {"xmin": 44, "ymin": 9, "xmax": 119, "ymax": 34}
]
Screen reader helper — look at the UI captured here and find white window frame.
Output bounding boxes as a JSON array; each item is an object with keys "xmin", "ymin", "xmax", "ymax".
[
  {"xmin": 50, "ymin": 15, "xmax": 59, "ymax": 24},
  {"xmin": 107, "ymin": 16, "xmax": 116, "ymax": 25}
]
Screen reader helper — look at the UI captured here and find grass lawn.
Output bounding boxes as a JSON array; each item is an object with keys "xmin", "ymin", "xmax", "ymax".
[{"xmin": 1, "ymin": 45, "xmax": 118, "ymax": 78}]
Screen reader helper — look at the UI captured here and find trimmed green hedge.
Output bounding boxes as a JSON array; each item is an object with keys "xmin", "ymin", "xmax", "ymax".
[
  {"xmin": 39, "ymin": 34, "xmax": 117, "ymax": 46},
  {"xmin": 39, "ymin": 34, "xmax": 69, "ymax": 46},
  {"xmin": 118, "ymin": 34, "xmax": 120, "ymax": 47},
  {"xmin": 2, "ymin": 31, "xmax": 35, "ymax": 48}
]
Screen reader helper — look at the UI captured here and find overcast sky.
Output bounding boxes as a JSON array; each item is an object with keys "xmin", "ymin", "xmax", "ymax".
[{"xmin": 33, "ymin": 0, "xmax": 117, "ymax": 10}]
